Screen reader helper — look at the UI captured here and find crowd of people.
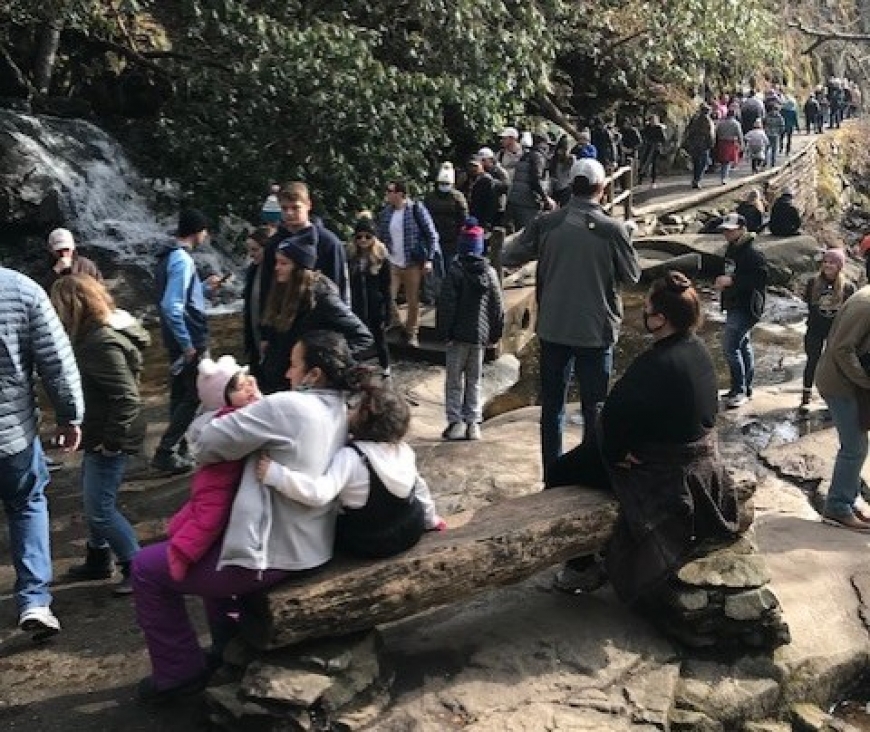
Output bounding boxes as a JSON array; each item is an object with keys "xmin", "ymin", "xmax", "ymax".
[{"xmin": 1, "ymin": 85, "xmax": 867, "ymax": 707}]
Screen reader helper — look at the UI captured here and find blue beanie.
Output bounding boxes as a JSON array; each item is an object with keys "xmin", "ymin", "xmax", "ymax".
[
  {"xmin": 277, "ymin": 229, "xmax": 317, "ymax": 270},
  {"xmin": 458, "ymin": 216, "xmax": 485, "ymax": 256}
]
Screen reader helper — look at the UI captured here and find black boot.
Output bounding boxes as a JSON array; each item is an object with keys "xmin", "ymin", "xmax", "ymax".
[{"xmin": 68, "ymin": 544, "xmax": 114, "ymax": 581}]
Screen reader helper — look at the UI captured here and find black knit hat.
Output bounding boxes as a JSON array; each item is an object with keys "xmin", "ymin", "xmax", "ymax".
[
  {"xmin": 277, "ymin": 229, "xmax": 317, "ymax": 270},
  {"xmin": 176, "ymin": 208, "xmax": 209, "ymax": 238},
  {"xmin": 353, "ymin": 217, "xmax": 377, "ymax": 236}
]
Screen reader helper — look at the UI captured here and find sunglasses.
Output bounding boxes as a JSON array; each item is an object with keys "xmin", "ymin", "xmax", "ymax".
[{"xmin": 355, "ymin": 233, "xmax": 374, "ymax": 240}]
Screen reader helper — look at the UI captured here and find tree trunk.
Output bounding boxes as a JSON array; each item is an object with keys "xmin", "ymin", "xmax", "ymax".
[
  {"xmin": 33, "ymin": 21, "xmax": 63, "ymax": 95},
  {"xmin": 240, "ymin": 486, "xmax": 619, "ymax": 650}
]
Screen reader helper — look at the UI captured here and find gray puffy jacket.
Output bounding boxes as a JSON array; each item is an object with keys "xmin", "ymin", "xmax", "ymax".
[{"xmin": 0, "ymin": 267, "xmax": 83, "ymax": 457}]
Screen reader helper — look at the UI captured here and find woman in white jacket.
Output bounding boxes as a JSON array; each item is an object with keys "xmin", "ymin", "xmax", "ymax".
[{"xmin": 132, "ymin": 330, "xmax": 361, "ymax": 703}]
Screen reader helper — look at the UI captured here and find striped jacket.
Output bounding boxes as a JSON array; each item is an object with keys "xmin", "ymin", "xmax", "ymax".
[{"xmin": 0, "ymin": 267, "xmax": 84, "ymax": 457}]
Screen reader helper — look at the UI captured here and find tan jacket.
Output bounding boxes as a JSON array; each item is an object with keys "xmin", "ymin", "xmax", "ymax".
[{"xmin": 815, "ymin": 285, "xmax": 870, "ymax": 398}]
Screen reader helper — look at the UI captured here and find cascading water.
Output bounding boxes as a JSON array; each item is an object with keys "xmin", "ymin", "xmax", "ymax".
[{"xmin": 0, "ymin": 109, "xmax": 242, "ymax": 306}]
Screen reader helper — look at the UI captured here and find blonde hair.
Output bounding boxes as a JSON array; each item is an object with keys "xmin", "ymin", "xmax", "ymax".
[
  {"xmin": 347, "ymin": 237, "xmax": 389, "ymax": 274},
  {"xmin": 50, "ymin": 274, "xmax": 114, "ymax": 342},
  {"xmin": 262, "ymin": 267, "xmax": 318, "ymax": 331}
]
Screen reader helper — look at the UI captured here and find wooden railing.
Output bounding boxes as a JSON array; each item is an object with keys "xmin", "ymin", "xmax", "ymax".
[{"xmin": 600, "ymin": 162, "xmax": 635, "ymax": 220}]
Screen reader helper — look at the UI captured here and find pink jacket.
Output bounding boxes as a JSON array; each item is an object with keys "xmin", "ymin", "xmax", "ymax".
[{"xmin": 167, "ymin": 407, "xmax": 245, "ymax": 578}]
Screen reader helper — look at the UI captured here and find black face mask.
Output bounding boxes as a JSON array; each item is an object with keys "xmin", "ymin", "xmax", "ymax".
[{"xmin": 643, "ymin": 311, "xmax": 663, "ymax": 334}]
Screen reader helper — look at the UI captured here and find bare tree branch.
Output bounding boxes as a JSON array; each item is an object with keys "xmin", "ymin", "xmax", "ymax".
[{"xmin": 788, "ymin": 20, "xmax": 870, "ymax": 54}]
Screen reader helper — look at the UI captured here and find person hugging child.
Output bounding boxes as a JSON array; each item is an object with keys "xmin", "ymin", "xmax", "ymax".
[
  {"xmin": 347, "ymin": 216, "xmax": 392, "ymax": 378},
  {"xmin": 436, "ymin": 217, "xmax": 505, "ymax": 441},
  {"xmin": 164, "ymin": 355, "xmax": 261, "ymax": 582},
  {"xmin": 256, "ymin": 384, "xmax": 445, "ymax": 558}
]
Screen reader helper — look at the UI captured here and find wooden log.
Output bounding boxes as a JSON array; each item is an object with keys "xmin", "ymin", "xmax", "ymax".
[{"xmin": 240, "ymin": 486, "xmax": 619, "ymax": 650}]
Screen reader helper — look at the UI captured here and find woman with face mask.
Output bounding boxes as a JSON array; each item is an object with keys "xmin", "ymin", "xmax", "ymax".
[
  {"xmin": 546, "ymin": 271, "xmax": 739, "ymax": 605},
  {"xmin": 132, "ymin": 330, "xmax": 369, "ymax": 704}
]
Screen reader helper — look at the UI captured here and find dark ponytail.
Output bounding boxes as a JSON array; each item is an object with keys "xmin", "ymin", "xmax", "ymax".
[{"xmin": 298, "ymin": 330, "xmax": 374, "ymax": 391}]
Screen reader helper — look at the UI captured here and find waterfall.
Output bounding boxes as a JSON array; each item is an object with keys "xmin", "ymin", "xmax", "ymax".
[{"xmin": 1, "ymin": 110, "xmax": 241, "ymax": 296}]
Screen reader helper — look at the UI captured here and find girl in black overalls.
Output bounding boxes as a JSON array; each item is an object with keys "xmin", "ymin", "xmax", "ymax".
[{"xmin": 256, "ymin": 385, "xmax": 445, "ymax": 558}]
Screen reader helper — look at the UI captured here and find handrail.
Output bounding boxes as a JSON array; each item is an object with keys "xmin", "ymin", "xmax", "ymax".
[{"xmin": 600, "ymin": 163, "xmax": 635, "ymax": 219}]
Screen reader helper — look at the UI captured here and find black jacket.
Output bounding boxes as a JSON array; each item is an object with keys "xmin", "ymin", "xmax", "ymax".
[
  {"xmin": 436, "ymin": 255, "xmax": 504, "ymax": 345},
  {"xmin": 467, "ymin": 173, "xmax": 507, "ymax": 231},
  {"xmin": 75, "ymin": 319, "xmax": 149, "ymax": 454},
  {"xmin": 734, "ymin": 202, "xmax": 765, "ymax": 234},
  {"xmin": 348, "ymin": 256, "xmax": 391, "ymax": 328},
  {"xmin": 721, "ymin": 234, "xmax": 768, "ymax": 320},
  {"xmin": 259, "ymin": 276, "xmax": 373, "ymax": 393},
  {"xmin": 768, "ymin": 195, "xmax": 801, "ymax": 236}
]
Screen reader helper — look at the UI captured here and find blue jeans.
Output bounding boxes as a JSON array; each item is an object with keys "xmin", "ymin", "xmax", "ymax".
[
  {"xmin": 81, "ymin": 451, "xmax": 139, "ymax": 563},
  {"xmin": 445, "ymin": 342, "xmax": 484, "ymax": 424},
  {"xmin": 0, "ymin": 439, "xmax": 52, "ymax": 613},
  {"xmin": 539, "ymin": 339, "xmax": 612, "ymax": 481},
  {"xmin": 722, "ymin": 309, "xmax": 756, "ymax": 396},
  {"xmin": 825, "ymin": 395, "xmax": 868, "ymax": 518},
  {"xmin": 767, "ymin": 136, "xmax": 780, "ymax": 167},
  {"xmin": 691, "ymin": 152, "xmax": 709, "ymax": 185}
]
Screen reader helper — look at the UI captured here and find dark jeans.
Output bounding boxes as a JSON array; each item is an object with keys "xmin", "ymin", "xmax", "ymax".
[
  {"xmin": 371, "ymin": 321, "xmax": 390, "ymax": 371},
  {"xmin": 691, "ymin": 152, "xmax": 709, "ymax": 186},
  {"xmin": 638, "ymin": 148, "xmax": 660, "ymax": 183},
  {"xmin": 539, "ymin": 339, "xmax": 612, "ymax": 482},
  {"xmin": 157, "ymin": 356, "xmax": 201, "ymax": 456},
  {"xmin": 803, "ymin": 329, "xmax": 827, "ymax": 389},
  {"xmin": 722, "ymin": 309, "xmax": 756, "ymax": 396},
  {"xmin": 782, "ymin": 127, "xmax": 795, "ymax": 154}
]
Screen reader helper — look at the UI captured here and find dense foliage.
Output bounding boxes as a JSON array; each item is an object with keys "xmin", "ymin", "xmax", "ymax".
[{"xmin": 1, "ymin": 0, "xmax": 790, "ymax": 226}]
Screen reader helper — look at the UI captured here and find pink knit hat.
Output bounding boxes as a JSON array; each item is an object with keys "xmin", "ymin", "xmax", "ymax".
[
  {"xmin": 822, "ymin": 248, "xmax": 846, "ymax": 270},
  {"xmin": 197, "ymin": 355, "xmax": 246, "ymax": 411}
]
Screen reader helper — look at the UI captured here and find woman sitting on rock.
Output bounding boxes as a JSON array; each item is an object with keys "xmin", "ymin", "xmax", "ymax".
[
  {"xmin": 735, "ymin": 188, "xmax": 767, "ymax": 233},
  {"xmin": 547, "ymin": 271, "xmax": 740, "ymax": 603},
  {"xmin": 132, "ymin": 330, "xmax": 365, "ymax": 703}
]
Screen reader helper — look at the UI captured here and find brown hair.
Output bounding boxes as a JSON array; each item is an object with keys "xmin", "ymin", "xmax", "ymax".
[
  {"xmin": 648, "ymin": 270, "xmax": 702, "ymax": 333},
  {"xmin": 50, "ymin": 274, "xmax": 114, "ymax": 342},
  {"xmin": 350, "ymin": 385, "xmax": 411, "ymax": 443},
  {"xmin": 247, "ymin": 225, "xmax": 272, "ymax": 247},
  {"xmin": 261, "ymin": 267, "xmax": 318, "ymax": 331},
  {"xmin": 277, "ymin": 181, "xmax": 311, "ymax": 205},
  {"xmin": 347, "ymin": 236, "xmax": 389, "ymax": 274}
]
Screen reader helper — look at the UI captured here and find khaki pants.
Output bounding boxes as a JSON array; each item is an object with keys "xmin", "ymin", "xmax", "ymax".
[{"xmin": 390, "ymin": 264, "xmax": 423, "ymax": 338}]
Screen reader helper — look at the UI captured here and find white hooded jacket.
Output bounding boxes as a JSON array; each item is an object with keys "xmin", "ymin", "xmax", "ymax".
[{"xmin": 263, "ymin": 440, "xmax": 439, "ymax": 528}]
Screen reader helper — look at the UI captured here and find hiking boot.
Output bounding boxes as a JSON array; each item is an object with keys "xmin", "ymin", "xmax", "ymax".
[
  {"xmin": 853, "ymin": 504, "xmax": 870, "ymax": 523},
  {"xmin": 441, "ymin": 423, "xmax": 465, "ymax": 441},
  {"xmin": 406, "ymin": 333, "xmax": 420, "ymax": 348},
  {"xmin": 113, "ymin": 561, "xmax": 133, "ymax": 596},
  {"xmin": 19, "ymin": 606, "xmax": 61, "ymax": 642},
  {"xmin": 68, "ymin": 545, "xmax": 114, "ymax": 581},
  {"xmin": 136, "ymin": 672, "xmax": 209, "ymax": 705},
  {"xmin": 465, "ymin": 422, "xmax": 481, "ymax": 441},
  {"xmin": 798, "ymin": 388, "xmax": 812, "ymax": 412},
  {"xmin": 821, "ymin": 511, "xmax": 870, "ymax": 534},
  {"xmin": 725, "ymin": 393, "xmax": 748, "ymax": 409},
  {"xmin": 150, "ymin": 450, "xmax": 194, "ymax": 475}
]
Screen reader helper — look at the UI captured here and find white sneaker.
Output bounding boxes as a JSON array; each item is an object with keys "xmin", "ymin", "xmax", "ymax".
[
  {"xmin": 441, "ymin": 423, "xmax": 465, "ymax": 441},
  {"xmin": 19, "ymin": 606, "xmax": 61, "ymax": 641},
  {"xmin": 725, "ymin": 393, "xmax": 748, "ymax": 409},
  {"xmin": 466, "ymin": 423, "xmax": 481, "ymax": 440}
]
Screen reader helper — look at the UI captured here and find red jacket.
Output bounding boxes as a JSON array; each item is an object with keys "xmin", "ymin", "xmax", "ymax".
[{"xmin": 167, "ymin": 407, "xmax": 245, "ymax": 576}]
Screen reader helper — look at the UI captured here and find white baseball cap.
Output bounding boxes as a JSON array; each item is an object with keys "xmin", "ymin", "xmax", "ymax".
[
  {"xmin": 47, "ymin": 228, "xmax": 75, "ymax": 252},
  {"xmin": 569, "ymin": 158, "xmax": 606, "ymax": 187},
  {"xmin": 717, "ymin": 213, "xmax": 747, "ymax": 231},
  {"xmin": 477, "ymin": 146, "xmax": 495, "ymax": 160},
  {"xmin": 498, "ymin": 127, "xmax": 519, "ymax": 139}
]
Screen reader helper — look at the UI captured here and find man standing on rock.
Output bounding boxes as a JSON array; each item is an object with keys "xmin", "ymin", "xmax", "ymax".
[
  {"xmin": 714, "ymin": 213, "xmax": 768, "ymax": 410},
  {"xmin": 814, "ymin": 285, "xmax": 870, "ymax": 532},
  {"xmin": 505, "ymin": 158, "xmax": 641, "ymax": 481},
  {"xmin": 151, "ymin": 209, "xmax": 217, "ymax": 475},
  {"xmin": 0, "ymin": 265, "xmax": 84, "ymax": 640}
]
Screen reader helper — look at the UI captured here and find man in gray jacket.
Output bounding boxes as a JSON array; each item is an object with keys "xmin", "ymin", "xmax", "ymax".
[
  {"xmin": 505, "ymin": 159, "xmax": 640, "ymax": 481},
  {"xmin": 0, "ymin": 266, "xmax": 84, "ymax": 640}
]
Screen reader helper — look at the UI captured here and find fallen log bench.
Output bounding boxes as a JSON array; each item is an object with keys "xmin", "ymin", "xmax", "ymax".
[{"xmin": 240, "ymin": 486, "xmax": 620, "ymax": 650}]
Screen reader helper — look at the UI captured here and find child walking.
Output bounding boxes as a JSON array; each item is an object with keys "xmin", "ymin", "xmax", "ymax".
[
  {"xmin": 166, "ymin": 355, "xmax": 261, "ymax": 583},
  {"xmin": 744, "ymin": 119, "xmax": 769, "ymax": 174},
  {"xmin": 347, "ymin": 216, "xmax": 392, "ymax": 377},
  {"xmin": 257, "ymin": 384, "xmax": 445, "ymax": 558},
  {"xmin": 436, "ymin": 217, "xmax": 505, "ymax": 441}
]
